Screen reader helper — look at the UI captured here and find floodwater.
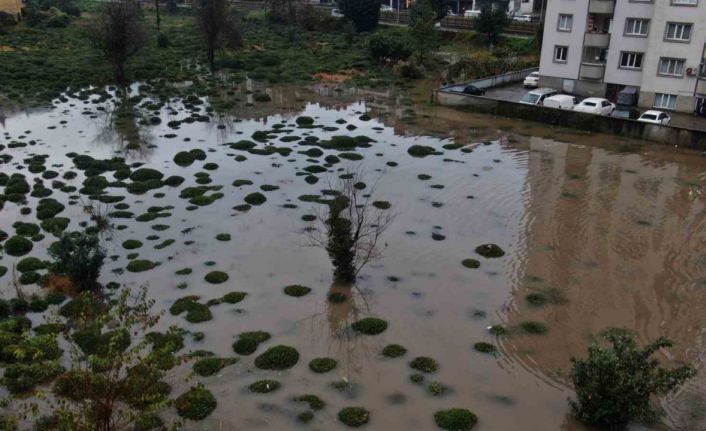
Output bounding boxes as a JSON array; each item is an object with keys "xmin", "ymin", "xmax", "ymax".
[{"xmin": 1, "ymin": 82, "xmax": 706, "ymax": 430}]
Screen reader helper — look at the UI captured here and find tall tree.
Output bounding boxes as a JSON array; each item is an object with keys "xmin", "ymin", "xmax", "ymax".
[
  {"xmin": 154, "ymin": 0, "xmax": 161, "ymax": 31},
  {"xmin": 475, "ymin": 6, "xmax": 508, "ymax": 47},
  {"xmin": 194, "ymin": 0, "xmax": 240, "ymax": 70},
  {"xmin": 337, "ymin": 0, "xmax": 379, "ymax": 33},
  {"xmin": 409, "ymin": 0, "xmax": 439, "ymax": 66},
  {"xmin": 90, "ymin": 0, "xmax": 146, "ymax": 85}
]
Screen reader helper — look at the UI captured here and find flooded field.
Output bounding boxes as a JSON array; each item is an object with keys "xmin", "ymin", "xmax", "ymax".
[{"xmin": 1, "ymin": 83, "xmax": 706, "ymax": 430}]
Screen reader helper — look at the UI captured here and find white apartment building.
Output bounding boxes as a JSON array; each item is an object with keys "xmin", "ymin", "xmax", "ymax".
[{"xmin": 539, "ymin": 0, "xmax": 706, "ymax": 114}]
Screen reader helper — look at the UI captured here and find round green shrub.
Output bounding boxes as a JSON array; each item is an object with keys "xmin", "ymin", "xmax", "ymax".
[
  {"xmin": 126, "ymin": 260, "xmax": 158, "ymax": 273},
  {"xmin": 122, "ymin": 239, "xmax": 143, "ymax": 250},
  {"xmin": 462, "ymin": 259, "xmax": 480, "ymax": 269},
  {"xmin": 308, "ymin": 357, "xmax": 337, "ymax": 373},
  {"xmin": 475, "ymin": 244, "xmax": 505, "ymax": 258},
  {"xmin": 193, "ymin": 357, "xmax": 237, "ymax": 377},
  {"xmin": 434, "ymin": 408, "xmax": 478, "ymax": 430},
  {"xmin": 4, "ymin": 236, "xmax": 33, "ymax": 256},
  {"xmin": 283, "ymin": 285, "xmax": 311, "ymax": 297},
  {"xmin": 244, "ymin": 192, "xmax": 266, "ymax": 206},
  {"xmin": 174, "ymin": 151, "xmax": 195, "ymax": 167},
  {"xmin": 16, "ymin": 257, "xmax": 45, "ymax": 273},
  {"xmin": 254, "ymin": 345, "xmax": 299, "ymax": 370},
  {"xmin": 175, "ymin": 385, "xmax": 217, "ymax": 421},
  {"xmin": 473, "ymin": 342, "xmax": 497, "ymax": 354},
  {"xmin": 409, "ymin": 356, "xmax": 439, "ymax": 373},
  {"xmin": 249, "ymin": 379, "xmax": 281, "ymax": 393},
  {"xmin": 232, "ymin": 337, "xmax": 258, "ymax": 355},
  {"xmin": 216, "ymin": 233, "xmax": 231, "ymax": 241},
  {"xmin": 204, "ymin": 271, "xmax": 229, "ymax": 284},
  {"xmin": 520, "ymin": 321, "xmax": 547, "ymax": 335},
  {"xmin": 338, "ymin": 407, "xmax": 370, "ymax": 427},
  {"xmin": 351, "ymin": 317, "xmax": 388, "ymax": 335},
  {"xmin": 382, "ymin": 344, "xmax": 407, "ymax": 358}
]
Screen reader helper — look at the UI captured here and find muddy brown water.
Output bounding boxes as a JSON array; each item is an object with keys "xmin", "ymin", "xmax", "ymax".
[{"xmin": 1, "ymin": 83, "xmax": 706, "ymax": 430}]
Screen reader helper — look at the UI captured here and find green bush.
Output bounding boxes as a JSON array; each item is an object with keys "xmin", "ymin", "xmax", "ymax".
[
  {"xmin": 570, "ymin": 334, "xmax": 695, "ymax": 429},
  {"xmin": 368, "ymin": 31, "xmax": 412, "ymax": 63},
  {"xmin": 175, "ymin": 384, "xmax": 217, "ymax": 421},
  {"xmin": 48, "ymin": 232, "xmax": 106, "ymax": 292},
  {"xmin": 434, "ymin": 408, "xmax": 478, "ymax": 430}
]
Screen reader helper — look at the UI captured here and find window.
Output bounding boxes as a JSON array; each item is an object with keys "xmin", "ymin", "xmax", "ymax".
[
  {"xmin": 619, "ymin": 52, "xmax": 643, "ymax": 69},
  {"xmin": 654, "ymin": 93, "xmax": 677, "ymax": 109},
  {"xmin": 554, "ymin": 45, "xmax": 568, "ymax": 63},
  {"xmin": 558, "ymin": 14, "xmax": 573, "ymax": 32},
  {"xmin": 625, "ymin": 18, "xmax": 649, "ymax": 36},
  {"xmin": 665, "ymin": 22, "xmax": 692, "ymax": 41},
  {"xmin": 671, "ymin": 0, "xmax": 698, "ymax": 5},
  {"xmin": 658, "ymin": 58, "xmax": 685, "ymax": 76}
]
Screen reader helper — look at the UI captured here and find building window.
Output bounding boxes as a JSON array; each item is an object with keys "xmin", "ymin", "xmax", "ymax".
[
  {"xmin": 658, "ymin": 58, "xmax": 686, "ymax": 76},
  {"xmin": 619, "ymin": 52, "xmax": 643, "ymax": 69},
  {"xmin": 554, "ymin": 45, "xmax": 568, "ymax": 63},
  {"xmin": 665, "ymin": 22, "xmax": 692, "ymax": 42},
  {"xmin": 558, "ymin": 14, "xmax": 573, "ymax": 32},
  {"xmin": 625, "ymin": 18, "xmax": 649, "ymax": 36},
  {"xmin": 654, "ymin": 93, "xmax": 678, "ymax": 109},
  {"xmin": 671, "ymin": 0, "xmax": 698, "ymax": 5}
]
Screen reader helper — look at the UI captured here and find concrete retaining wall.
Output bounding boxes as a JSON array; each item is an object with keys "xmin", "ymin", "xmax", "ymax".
[{"xmin": 433, "ymin": 89, "xmax": 706, "ymax": 150}]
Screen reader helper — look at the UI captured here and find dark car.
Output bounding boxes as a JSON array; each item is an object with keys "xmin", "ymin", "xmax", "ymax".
[{"xmin": 462, "ymin": 85, "xmax": 485, "ymax": 96}]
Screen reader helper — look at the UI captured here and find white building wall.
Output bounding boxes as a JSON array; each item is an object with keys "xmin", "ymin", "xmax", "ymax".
[
  {"xmin": 638, "ymin": 1, "xmax": 706, "ymax": 112},
  {"xmin": 539, "ymin": 0, "xmax": 589, "ymax": 82},
  {"xmin": 602, "ymin": 1, "xmax": 654, "ymax": 88}
]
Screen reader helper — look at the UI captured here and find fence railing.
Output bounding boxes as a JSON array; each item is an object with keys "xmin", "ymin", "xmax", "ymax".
[{"xmin": 230, "ymin": 1, "xmax": 538, "ymax": 36}]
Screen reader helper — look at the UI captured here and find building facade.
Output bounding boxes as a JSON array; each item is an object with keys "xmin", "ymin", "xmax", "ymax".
[{"xmin": 539, "ymin": 0, "xmax": 706, "ymax": 114}]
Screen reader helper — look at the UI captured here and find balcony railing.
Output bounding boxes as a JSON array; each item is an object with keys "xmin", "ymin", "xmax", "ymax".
[
  {"xmin": 584, "ymin": 32, "xmax": 610, "ymax": 47},
  {"xmin": 580, "ymin": 63, "xmax": 606, "ymax": 80},
  {"xmin": 588, "ymin": 0, "xmax": 615, "ymax": 15}
]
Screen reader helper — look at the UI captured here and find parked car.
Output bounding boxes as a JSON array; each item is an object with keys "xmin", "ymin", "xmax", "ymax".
[
  {"xmin": 380, "ymin": 5, "xmax": 393, "ymax": 12},
  {"xmin": 523, "ymin": 71, "xmax": 539, "ymax": 88},
  {"xmin": 637, "ymin": 110, "xmax": 671, "ymax": 125},
  {"xmin": 331, "ymin": 8, "xmax": 344, "ymax": 18},
  {"xmin": 519, "ymin": 88, "xmax": 558, "ymax": 106},
  {"xmin": 462, "ymin": 85, "xmax": 485, "ymax": 96},
  {"xmin": 464, "ymin": 9, "xmax": 481, "ymax": 18},
  {"xmin": 610, "ymin": 107, "xmax": 641, "ymax": 120},
  {"xmin": 513, "ymin": 14, "xmax": 534, "ymax": 22},
  {"xmin": 573, "ymin": 98, "xmax": 615, "ymax": 115},
  {"xmin": 543, "ymin": 94, "xmax": 578, "ymax": 110}
]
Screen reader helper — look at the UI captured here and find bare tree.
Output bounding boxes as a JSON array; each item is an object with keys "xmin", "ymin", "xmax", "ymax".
[
  {"xmin": 194, "ymin": 0, "xmax": 241, "ymax": 71},
  {"xmin": 90, "ymin": 0, "xmax": 147, "ymax": 85},
  {"xmin": 304, "ymin": 168, "xmax": 394, "ymax": 284}
]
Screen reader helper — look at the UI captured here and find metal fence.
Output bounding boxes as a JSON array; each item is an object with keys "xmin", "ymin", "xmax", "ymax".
[
  {"xmin": 230, "ymin": 1, "xmax": 539, "ymax": 36},
  {"xmin": 442, "ymin": 67, "xmax": 538, "ymax": 93}
]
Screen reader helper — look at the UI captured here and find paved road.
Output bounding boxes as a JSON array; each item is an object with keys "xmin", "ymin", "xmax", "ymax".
[{"xmin": 484, "ymin": 82, "xmax": 529, "ymax": 103}]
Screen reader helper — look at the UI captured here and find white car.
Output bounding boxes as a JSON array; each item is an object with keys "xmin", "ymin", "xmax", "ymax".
[
  {"xmin": 573, "ymin": 98, "xmax": 615, "ymax": 115},
  {"xmin": 331, "ymin": 8, "xmax": 344, "ymax": 18},
  {"xmin": 637, "ymin": 110, "xmax": 671, "ymax": 125},
  {"xmin": 543, "ymin": 94, "xmax": 578, "ymax": 110},
  {"xmin": 519, "ymin": 88, "xmax": 558, "ymax": 106},
  {"xmin": 513, "ymin": 14, "xmax": 534, "ymax": 22},
  {"xmin": 380, "ymin": 5, "xmax": 393, "ymax": 12},
  {"xmin": 523, "ymin": 71, "xmax": 539, "ymax": 88},
  {"xmin": 464, "ymin": 9, "xmax": 481, "ymax": 18}
]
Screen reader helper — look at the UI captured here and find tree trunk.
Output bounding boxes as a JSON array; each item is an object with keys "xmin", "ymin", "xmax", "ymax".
[{"xmin": 155, "ymin": 0, "xmax": 161, "ymax": 31}]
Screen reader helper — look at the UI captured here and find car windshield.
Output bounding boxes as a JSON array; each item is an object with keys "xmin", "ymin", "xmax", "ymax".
[
  {"xmin": 529, "ymin": 73, "xmax": 538, "ymax": 77},
  {"xmin": 522, "ymin": 93, "xmax": 540, "ymax": 103},
  {"xmin": 583, "ymin": 102, "xmax": 597, "ymax": 107},
  {"xmin": 641, "ymin": 114, "xmax": 657, "ymax": 120}
]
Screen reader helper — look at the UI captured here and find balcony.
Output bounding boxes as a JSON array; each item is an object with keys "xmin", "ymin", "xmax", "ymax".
[
  {"xmin": 696, "ymin": 79, "xmax": 706, "ymax": 97},
  {"xmin": 580, "ymin": 63, "xmax": 606, "ymax": 81},
  {"xmin": 584, "ymin": 32, "xmax": 610, "ymax": 47},
  {"xmin": 588, "ymin": 0, "xmax": 615, "ymax": 15}
]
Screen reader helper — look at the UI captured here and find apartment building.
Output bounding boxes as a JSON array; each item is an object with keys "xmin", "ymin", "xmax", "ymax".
[{"xmin": 539, "ymin": 0, "xmax": 706, "ymax": 114}]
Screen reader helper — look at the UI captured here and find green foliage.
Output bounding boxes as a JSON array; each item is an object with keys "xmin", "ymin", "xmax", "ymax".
[
  {"xmin": 368, "ymin": 30, "xmax": 412, "ymax": 63},
  {"xmin": 434, "ymin": 408, "xmax": 478, "ymax": 430},
  {"xmin": 409, "ymin": 0, "xmax": 440, "ymax": 66},
  {"xmin": 476, "ymin": 6, "xmax": 508, "ymax": 47},
  {"xmin": 570, "ymin": 334, "xmax": 696, "ymax": 430},
  {"xmin": 283, "ymin": 285, "xmax": 311, "ymax": 297},
  {"xmin": 193, "ymin": 357, "xmax": 237, "ymax": 377},
  {"xmin": 382, "ymin": 344, "xmax": 407, "ymax": 358},
  {"xmin": 175, "ymin": 384, "xmax": 217, "ymax": 421},
  {"xmin": 337, "ymin": 406, "xmax": 369, "ymax": 427},
  {"xmin": 254, "ymin": 345, "xmax": 299, "ymax": 370},
  {"xmin": 248, "ymin": 379, "xmax": 281, "ymax": 393},
  {"xmin": 409, "ymin": 356, "xmax": 438, "ymax": 373},
  {"xmin": 48, "ymin": 232, "xmax": 106, "ymax": 292},
  {"xmin": 4, "ymin": 236, "xmax": 33, "ymax": 257},
  {"xmin": 338, "ymin": 0, "xmax": 380, "ymax": 32},
  {"xmin": 308, "ymin": 357, "xmax": 337, "ymax": 373},
  {"xmin": 351, "ymin": 317, "xmax": 388, "ymax": 335}
]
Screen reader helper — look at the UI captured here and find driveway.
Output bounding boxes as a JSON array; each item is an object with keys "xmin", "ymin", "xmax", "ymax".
[{"xmin": 483, "ymin": 82, "xmax": 529, "ymax": 104}]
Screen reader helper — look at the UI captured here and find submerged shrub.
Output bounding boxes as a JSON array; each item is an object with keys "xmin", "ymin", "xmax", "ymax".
[
  {"xmin": 382, "ymin": 344, "xmax": 407, "ymax": 358},
  {"xmin": 351, "ymin": 317, "xmax": 388, "ymax": 335},
  {"xmin": 570, "ymin": 334, "xmax": 695, "ymax": 430},
  {"xmin": 409, "ymin": 356, "xmax": 438, "ymax": 373},
  {"xmin": 434, "ymin": 408, "xmax": 478, "ymax": 430},
  {"xmin": 337, "ymin": 406, "xmax": 370, "ymax": 427},
  {"xmin": 254, "ymin": 345, "xmax": 299, "ymax": 370},
  {"xmin": 283, "ymin": 285, "xmax": 311, "ymax": 297},
  {"xmin": 175, "ymin": 384, "xmax": 217, "ymax": 421},
  {"xmin": 249, "ymin": 379, "xmax": 281, "ymax": 393},
  {"xmin": 308, "ymin": 357, "xmax": 337, "ymax": 373},
  {"xmin": 193, "ymin": 357, "xmax": 237, "ymax": 377},
  {"xmin": 48, "ymin": 232, "xmax": 106, "ymax": 292},
  {"xmin": 4, "ymin": 236, "xmax": 33, "ymax": 256},
  {"xmin": 475, "ymin": 244, "xmax": 505, "ymax": 258},
  {"xmin": 204, "ymin": 271, "xmax": 229, "ymax": 284}
]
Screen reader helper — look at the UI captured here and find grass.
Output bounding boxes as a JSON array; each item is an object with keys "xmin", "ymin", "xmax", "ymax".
[{"xmin": 0, "ymin": 7, "xmax": 399, "ymax": 105}]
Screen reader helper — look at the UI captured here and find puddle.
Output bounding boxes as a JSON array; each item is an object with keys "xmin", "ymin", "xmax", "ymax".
[{"xmin": 1, "ymin": 83, "xmax": 706, "ymax": 430}]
